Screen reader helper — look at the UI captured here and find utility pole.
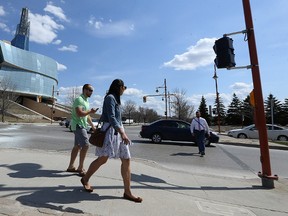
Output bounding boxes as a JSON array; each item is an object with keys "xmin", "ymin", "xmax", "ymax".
[
  {"xmin": 242, "ymin": 0, "xmax": 278, "ymax": 188},
  {"xmin": 213, "ymin": 67, "xmax": 221, "ymax": 133},
  {"xmin": 50, "ymin": 85, "xmax": 59, "ymax": 124},
  {"xmin": 164, "ymin": 79, "xmax": 167, "ymax": 119},
  {"xmin": 50, "ymin": 85, "xmax": 55, "ymax": 124},
  {"xmin": 156, "ymin": 79, "xmax": 168, "ymax": 119}
]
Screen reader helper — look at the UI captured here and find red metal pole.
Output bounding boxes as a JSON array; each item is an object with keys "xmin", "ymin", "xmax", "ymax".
[{"xmin": 242, "ymin": 0, "xmax": 277, "ymax": 187}]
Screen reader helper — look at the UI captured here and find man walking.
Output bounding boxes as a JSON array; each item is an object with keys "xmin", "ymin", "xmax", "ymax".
[
  {"xmin": 66, "ymin": 84, "xmax": 98, "ymax": 176},
  {"xmin": 190, "ymin": 111, "xmax": 210, "ymax": 157}
]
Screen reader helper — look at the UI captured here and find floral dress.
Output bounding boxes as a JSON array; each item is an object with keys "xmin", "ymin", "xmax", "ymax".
[{"xmin": 95, "ymin": 121, "xmax": 131, "ymax": 159}]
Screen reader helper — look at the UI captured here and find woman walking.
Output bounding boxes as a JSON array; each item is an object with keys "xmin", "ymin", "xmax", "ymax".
[{"xmin": 80, "ymin": 79, "xmax": 142, "ymax": 203}]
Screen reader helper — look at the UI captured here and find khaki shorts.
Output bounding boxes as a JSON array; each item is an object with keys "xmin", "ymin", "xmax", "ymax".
[{"xmin": 74, "ymin": 125, "xmax": 89, "ymax": 147}]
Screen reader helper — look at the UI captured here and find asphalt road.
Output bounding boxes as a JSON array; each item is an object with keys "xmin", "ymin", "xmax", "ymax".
[{"xmin": 1, "ymin": 123, "xmax": 287, "ymax": 179}]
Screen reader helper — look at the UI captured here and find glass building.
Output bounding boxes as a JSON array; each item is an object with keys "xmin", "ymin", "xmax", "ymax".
[
  {"xmin": 0, "ymin": 7, "xmax": 58, "ymax": 103},
  {"xmin": 0, "ymin": 40, "xmax": 58, "ymax": 100}
]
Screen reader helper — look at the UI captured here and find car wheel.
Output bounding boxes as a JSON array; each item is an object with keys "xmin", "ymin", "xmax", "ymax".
[
  {"xmin": 151, "ymin": 133, "xmax": 162, "ymax": 143},
  {"xmin": 277, "ymin": 135, "xmax": 288, "ymax": 141},
  {"xmin": 237, "ymin": 133, "xmax": 247, "ymax": 139}
]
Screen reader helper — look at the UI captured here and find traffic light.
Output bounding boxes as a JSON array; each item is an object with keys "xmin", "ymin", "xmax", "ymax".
[
  {"xmin": 143, "ymin": 96, "xmax": 147, "ymax": 103},
  {"xmin": 213, "ymin": 36, "xmax": 236, "ymax": 68}
]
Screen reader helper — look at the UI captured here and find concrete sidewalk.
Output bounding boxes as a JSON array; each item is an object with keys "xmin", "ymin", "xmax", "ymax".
[{"xmin": 0, "ymin": 148, "xmax": 288, "ymax": 216}]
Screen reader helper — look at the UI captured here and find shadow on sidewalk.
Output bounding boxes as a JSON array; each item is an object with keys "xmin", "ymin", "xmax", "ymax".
[
  {"xmin": 1, "ymin": 162, "xmax": 268, "ymax": 214},
  {"xmin": 1, "ymin": 162, "xmax": 123, "ymax": 213},
  {"xmin": 130, "ymin": 173, "xmax": 265, "ymax": 191},
  {"xmin": 0, "ymin": 163, "xmax": 71, "ymax": 178}
]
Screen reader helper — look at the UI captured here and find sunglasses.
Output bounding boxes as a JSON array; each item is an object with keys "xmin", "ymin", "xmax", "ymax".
[{"xmin": 86, "ymin": 88, "xmax": 93, "ymax": 92}]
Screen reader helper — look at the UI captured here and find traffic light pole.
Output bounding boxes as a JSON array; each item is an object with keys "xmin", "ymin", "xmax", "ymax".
[{"xmin": 242, "ymin": 0, "xmax": 278, "ymax": 188}]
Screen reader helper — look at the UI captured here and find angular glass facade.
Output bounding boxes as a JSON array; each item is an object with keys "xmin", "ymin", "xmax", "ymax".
[{"xmin": 0, "ymin": 40, "xmax": 58, "ymax": 99}]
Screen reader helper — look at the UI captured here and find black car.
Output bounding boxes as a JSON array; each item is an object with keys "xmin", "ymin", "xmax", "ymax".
[
  {"xmin": 59, "ymin": 119, "xmax": 70, "ymax": 128},
  {"xmin": 139, "ymin": 119, "xmax": 219, "ymax": 146}
]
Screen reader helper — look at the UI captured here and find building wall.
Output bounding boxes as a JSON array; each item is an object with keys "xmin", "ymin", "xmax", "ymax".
[
  {"xmin": 0, "ymin": 40, "xmax": 58, "ymax": 100},
  {"xmin": 23, "ymin": 98, "xmax": 71, "ymax": 120}
]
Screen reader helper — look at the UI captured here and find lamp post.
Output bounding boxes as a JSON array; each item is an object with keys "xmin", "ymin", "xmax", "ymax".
[
  {"xmin": 213, "ymin": 68, "xmax": 221, "ymax": 133},
  {"xmin": 156, "ymin": 78, "xmax": 168, "ymax": 119}
]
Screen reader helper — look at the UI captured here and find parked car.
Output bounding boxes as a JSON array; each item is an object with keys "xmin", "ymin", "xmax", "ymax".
[
  {"xmin": 59, "ymin": 119, "xmax": 70, "ymax": 128},
  {"xmin": 139, "ymin": 119, "xmax": 219, "ymax": 146},
  {"xmin": 227, "ymin": 124, "xmax": 288, "ymax": 141}
]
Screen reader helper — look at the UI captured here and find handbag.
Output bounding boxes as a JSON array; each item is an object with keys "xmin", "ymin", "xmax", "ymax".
[{"xmin": 89, "ymin": 122, "xmax": 111, "ymax": 147}]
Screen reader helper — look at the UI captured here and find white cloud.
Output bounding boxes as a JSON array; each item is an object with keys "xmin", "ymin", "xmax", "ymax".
[
  {"xmin": 58, "ymin": 44, "xmax": 78, "ymax": 52},
  {"xmin": 52, "ymin": 39, "xmax": 62, "ymax": 45},
  {"xmin": 88, "ymin": 16, "xmax": 134, "ymax": 37},
  {"xmin": 229, "ymin": 82, "xmax": 253, "ymax": 99},
  {"xmin": 29, "ymin": 12, "xmax": 64, "ymax": 44},
  {"xmin": 0, "ymin": 22, "xmax": 10, "ymax": 33},
  {"xmin": 0, "ymin": 6, "xmax": 5, "ymax": 16},
  {"xmin": 44, "ymin": 2, "xmax": 69, "ymax": 22},
  {"xmin": 57, "ymin": 62, "xmax": 67, "ymax": 71},
  {"xmin": 163, "ymin": 38, "xmax": 217, "ymax": 70},
  {"xmin": 0, "ymin": 6, "xmax": 10, "ymax": 33},
  {"xmin": 124, "ymin": 87, "xmax": 143, "ymax": 96},
  {"xmin": 188, "ymin": 82, "xmax": 253, "ymax": 108}
]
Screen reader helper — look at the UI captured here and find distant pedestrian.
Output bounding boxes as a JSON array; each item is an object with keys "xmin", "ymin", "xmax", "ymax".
[
  {"xmin": 80, "ymin": 79, "xmax": 142, "ymax": 203},
  {"xmin": 190, "ymin": 111, "xmax": 210, "ymax": 157},
  {"xmin": 66, "ymin": 84, "xmax": 98, "ymax": 176}
]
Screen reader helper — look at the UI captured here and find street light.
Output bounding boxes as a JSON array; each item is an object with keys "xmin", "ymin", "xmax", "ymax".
[
  {"xmin": 213, "ymin": 67, "xmax": 221, "ymax": 133},
  {"xmin": 156, "ymin": 79, "xmax": 168, "ymax": 119}
]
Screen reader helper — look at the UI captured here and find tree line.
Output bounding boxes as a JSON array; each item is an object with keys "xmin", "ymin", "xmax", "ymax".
[
  {"xmin": 206, "ymin": 93, "xmax": 288, "ymax": 127},
  {"xmin": 2, "ymin": 77, "xmax": 288, "ymax": 127},
  {"xmin": 122, "ymin": 92, "xmax": 288, "ymax": 127}
]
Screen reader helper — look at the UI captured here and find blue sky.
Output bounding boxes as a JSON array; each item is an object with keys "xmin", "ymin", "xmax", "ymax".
[{"xmin": 1, "ymin": 1, "xmax": 288, "ymax": 116}]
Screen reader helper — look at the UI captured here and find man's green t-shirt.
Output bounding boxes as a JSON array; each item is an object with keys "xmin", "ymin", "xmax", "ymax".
[{"xmin": 71, "ymin": 94, "xmax": 89, "ymax": 131}]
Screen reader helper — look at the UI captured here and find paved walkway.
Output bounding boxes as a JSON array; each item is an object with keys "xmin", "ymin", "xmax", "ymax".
[{"xmin": 0, "ymin": 145, "xmax": 288, "ymax": 216}]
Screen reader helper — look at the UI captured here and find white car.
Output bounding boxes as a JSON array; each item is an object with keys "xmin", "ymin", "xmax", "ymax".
[{"xmin": 227, "ymin": 124, "xmax": 288, "ymax": 141}]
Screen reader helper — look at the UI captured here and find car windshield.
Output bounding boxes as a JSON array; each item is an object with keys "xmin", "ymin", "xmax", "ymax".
[
  {"xmin": 243, "ymin": 125, "xmax": 255, "ymax": 130},
  {"xmin": 177, "ymin": 122, "xmax": 190, "ymax": 129}
]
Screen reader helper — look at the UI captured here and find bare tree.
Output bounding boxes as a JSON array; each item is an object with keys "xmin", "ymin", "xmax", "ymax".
[
  {"xmin": 65, "ymin": 87, "xmax": 81, "ymax": 107},
  {"xmin": 0, "ymin": 77, "xmax": 18, "ymax": 122},
  {"xmin": 170, "ymin": 88, "xmax": 194, "ymax": 121},
  {"xmin": 137, "ymin": 106, "xmax": 159, "ymax": 123},
  {"xmin": 122, "ymin": 99, "xmax": 137, "ymax": 124}
]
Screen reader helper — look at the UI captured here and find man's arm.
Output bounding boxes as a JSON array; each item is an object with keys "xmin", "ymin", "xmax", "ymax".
[
  {"xmin": 75, "ymin": 107, "xmax": 98, "ymax": 117},
  {"xmin": 87, "ymin": 115, "xmax": 96, "ymax": 131},
  {"xmin": 203, "ymin": 119, "xmax": 210, "ymax": 136},
  {"xmin": 190, "ymin": 118, "xmax": 195, "ymax": 134}
]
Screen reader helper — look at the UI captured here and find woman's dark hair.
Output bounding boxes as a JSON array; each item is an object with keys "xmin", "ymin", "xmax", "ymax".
[{"xmin": 106, "ymin": 79, "xmax": 125, "ymax": 104}]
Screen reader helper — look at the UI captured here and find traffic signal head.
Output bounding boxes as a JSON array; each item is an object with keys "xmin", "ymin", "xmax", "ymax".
[
  {"xmin": 213, "ymin": 36, "xmax": 236, "ymax": 69},
  {"xmin": 143, "ymin": 96, "xmax": 147, "ymax": 103}
]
